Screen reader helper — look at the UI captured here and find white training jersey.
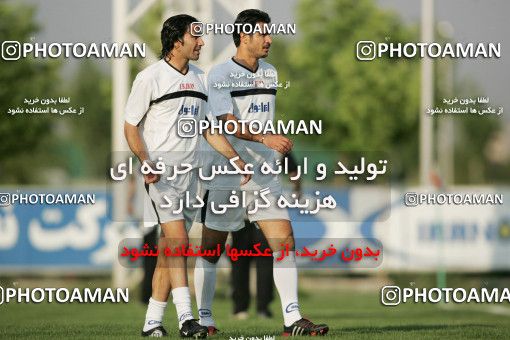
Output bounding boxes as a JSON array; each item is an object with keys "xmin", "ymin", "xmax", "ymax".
[
  {"xmin": 125, "ymin": 59, "xmax": 207, "ymax": 167},
  {"xmin": 203, "ymin": 57, "xmax": 281, "ymax": 191}
]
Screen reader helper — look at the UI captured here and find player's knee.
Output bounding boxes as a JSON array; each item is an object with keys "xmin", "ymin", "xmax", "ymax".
[
  {"xmin": 281, "ymin": 234, "xmax": 295, "ymax": 250},
  {"xmin": 200, "ymin": 242, "xmax": 225, "ymax": 264},
  {"xmin": 268, "ymin": 235, "xmax": 295, "ymax": 252}
]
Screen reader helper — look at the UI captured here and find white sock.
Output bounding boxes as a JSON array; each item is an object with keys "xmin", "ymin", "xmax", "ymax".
[
  {"xmin": 143, "ymin": 297, "xmax": 167, "ymax": 332},
  {"xmin": 194, "ymin": 256, "xmax": 217, "ymax": 327},
  {"xmin": 273, "ymin": 251, "xmax": 302, "ymax": 326},
  {"xmin": 172, "ymin": 287, "xmax": 194, "ymax": 329}
]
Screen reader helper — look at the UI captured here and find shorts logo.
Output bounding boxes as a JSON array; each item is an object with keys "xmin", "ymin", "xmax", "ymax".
[
  {"xmin": 198, "ymin": 309, "xmax": 211, "ymax": 317},
  {"xmin": 148, "ymin": 320, "xmax": 161, "ymax": 325},
  {"xmin": 285, "ymin": 302, "xmax": 299, "ymax": 313}
]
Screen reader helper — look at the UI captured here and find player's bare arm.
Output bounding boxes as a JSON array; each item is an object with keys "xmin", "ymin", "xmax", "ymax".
[
  {"xmin": 203, "ymin": 127, "xmax": 252, "ymax": 185},
  {"xmin": 124, "ymin": 121, "xmax": 160, "ymax": 184}
]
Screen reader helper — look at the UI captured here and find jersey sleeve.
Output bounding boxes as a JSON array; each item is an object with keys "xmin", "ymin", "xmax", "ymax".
[
  {"xmin": 207, "ymin": 68, "xmax": 233, "ymax": 117},
  {"xmin": 124, "ymin": 74, "xmax": 153, "ymax": 126}
]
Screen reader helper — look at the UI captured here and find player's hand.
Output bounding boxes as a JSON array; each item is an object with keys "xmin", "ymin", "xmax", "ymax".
[
  {"xmin": 240, "ymin": 173, "xmax": 251, "ymax": 186},
  {"xmin": 142, "ymin": 160, "xmax": 161, "ymax": 184},
  {"xmin": 234, "ymin": 158, "xmax": 252, "ymax": 185},
  {"xmin": 143, "ymin": 173, "xmax": 160, "ymax": 184},
  {"xmin": 262, "ymin": 134, "xmax": 293, "ymax": 154},
  {"xmin": 292, "ymin": 191, "xmax": 302, "ymax": 201}
]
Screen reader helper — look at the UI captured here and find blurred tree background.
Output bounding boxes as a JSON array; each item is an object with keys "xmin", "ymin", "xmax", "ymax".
[
  {"xmin": 65, "ymin": 61, "xmax": 111, "ymax": 180},
  {"xmin": 0, "ymin": 1, "xmax": 112, "ymax": 185},
  {"xmin": 0, "ymin": 0, "xmax": 505, "ymax": 185},
  {"xmin": 0, "ymin": 1, "xmax": 62, "ymax": 184},
  {"xmin": 267, "ymin": 0, "xmax": 503, "ymax": 184}
]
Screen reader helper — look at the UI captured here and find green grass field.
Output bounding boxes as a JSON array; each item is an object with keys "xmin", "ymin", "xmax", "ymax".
[{"xmin": 1, "ymin": 282, "xmax": 510, "ymax": 340}]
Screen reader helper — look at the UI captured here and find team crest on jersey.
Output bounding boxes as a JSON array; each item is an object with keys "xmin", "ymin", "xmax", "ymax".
[
  {"xmin": 178, "ymin": 104, "xmax": 200, "ymax": 115},
  {"xmin": 248, "ymin": 101, "xmax": 270, "ymax": 113}
]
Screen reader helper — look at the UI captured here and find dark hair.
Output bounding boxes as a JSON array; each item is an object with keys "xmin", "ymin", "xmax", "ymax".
[
  {"xmin": 160, "ymin": 14, "xmax": 198, "ymax": 59},
  {"xmin": 233, "ymin": 9, "xmax": 271, "ymax": 47}
]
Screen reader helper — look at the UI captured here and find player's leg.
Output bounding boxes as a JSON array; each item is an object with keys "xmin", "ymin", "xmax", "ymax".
[
  {"xmin": 142, "ymin": 220, "xmax": 183, "ymax": 335},
  {"xmin": 256, "ymin": 220, "xmax": 300, "ymax": 323},
  {"xmin": 143, "ymin": 220, "xmax": 207, "ymax": 338},
  {"xmin": 253, "ymin": 225, "xmax": 274, "ymax": 318},
  {"xmin": 231, "ymin": 220, "xmax": 253, "ymax": 318},
  {"xmin": 257, "ymin": 219, "xmax": 328, "ymax": 336},
  {"xmin": 194, "ymin": 189, "xmax": 245, "ymax": 333},
  {"xmin": 141, "ymin": 226, "xmax": 158, "ymax": 304},
  {"xmin": 194, "ymin": 225, "xmax": 228, "ymax": 334}
]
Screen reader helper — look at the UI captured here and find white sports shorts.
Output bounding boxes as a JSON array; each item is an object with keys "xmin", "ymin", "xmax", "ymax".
[
  {"xmin": 200, "ymin": 186, "xmax": 290, "ymax": 232},
  {"xmin": 143, "ymin": 168, "xmax": 201, "ymax": 231}
]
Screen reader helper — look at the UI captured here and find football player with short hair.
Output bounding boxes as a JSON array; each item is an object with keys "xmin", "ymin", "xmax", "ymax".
[{"xmin": 194, "ymin": 9, "xmax": 329, "ymax": 337}]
